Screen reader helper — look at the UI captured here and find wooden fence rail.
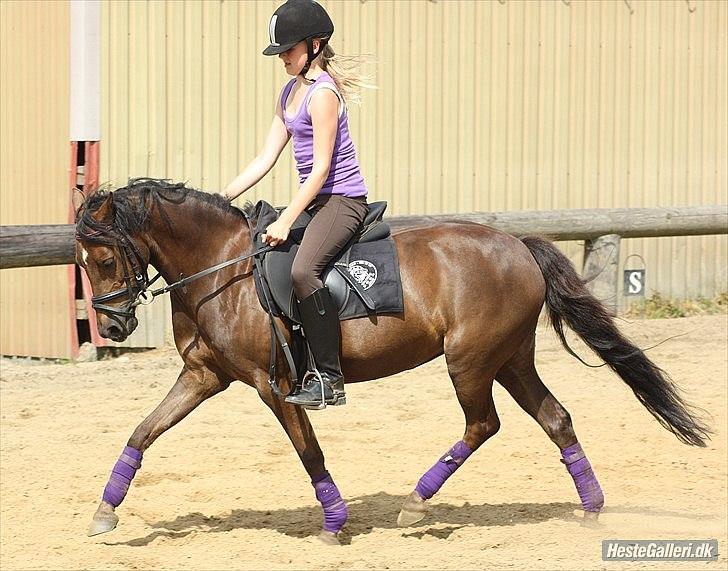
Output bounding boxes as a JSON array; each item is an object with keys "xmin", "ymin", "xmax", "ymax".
[
  {"xmin": 3, "ymin": 205, "xmax": 726, "ymax": 270},
  {"xmin": 0, "ymin": 224, "xmax": 76, "ymax": 269},
  {"xmin": 386, "ymin": 205, "xmax": 728, "ymax": 239},
  {"xmin": 2, "ymin": 205, "xmax": 727, "ymax": 312}
]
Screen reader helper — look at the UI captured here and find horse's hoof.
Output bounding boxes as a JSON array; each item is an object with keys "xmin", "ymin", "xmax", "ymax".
[
  {"xmin": 397, "ymin": 490, "xmax": 428, "ymax": 527},
  {"xmin": 87, "ymin": 510, "xmax": 119, "ymax": 537},
  {"xmin": 317, "ymin": 530, "xmax": 341, "ymax": 545},
  {"xmin": 580, "ymin": 510, "xmax": 602, "ymax": 529}
]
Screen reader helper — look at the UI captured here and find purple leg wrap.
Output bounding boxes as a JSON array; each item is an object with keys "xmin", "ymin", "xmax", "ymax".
[
  {"xmin": 102, "ymin": 446, "xmax": 142, "ymax": 507},
  {"xmin": 561, "ymin": 442, "xmax": 604, "ymax": 512},
  {"xmin": 312, "ymin": 472, "xmax": 348, "ymax": 534},
  {"xmin": 415, "ymin": 440, "xmax": 473, "ymax": 500}
]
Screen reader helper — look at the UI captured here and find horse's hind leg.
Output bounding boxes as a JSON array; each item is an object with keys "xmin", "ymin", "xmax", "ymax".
[
  {"xmin": 398, "ymin": 347, "xmax": 501, "ymax": 527},
  {"xmin": 87, "ymin": 364, "xmax": 228, "ymax": 536},
  {"xmin": 495, "ymin": 334, "xmax": 604, "ymax": 515}
]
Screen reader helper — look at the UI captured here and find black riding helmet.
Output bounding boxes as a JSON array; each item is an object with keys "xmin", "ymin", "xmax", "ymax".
[{"xmin": 262, "ymin": 0, "xmax": 334, "ymax": 81}]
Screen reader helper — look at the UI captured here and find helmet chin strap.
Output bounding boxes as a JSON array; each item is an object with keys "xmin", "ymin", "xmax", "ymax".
[{"xmin": 299, "ymin": 37, "xmax": 328, "ymax": 83}]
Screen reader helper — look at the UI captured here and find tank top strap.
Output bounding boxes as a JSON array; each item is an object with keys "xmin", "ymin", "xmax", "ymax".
[
  {"xmin": 280, "ymin": 78, "xmax": 296, "ymax": 114},
  {"xmin": 304, "ymin": 74, "xmax": 345, "ymax": 118}
]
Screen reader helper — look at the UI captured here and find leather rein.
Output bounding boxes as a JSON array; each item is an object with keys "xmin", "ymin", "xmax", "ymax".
[
  {"xmin": 80, "ymin": 225, "xmax": 272, "ymax": 319},
  {"xmin": 81, "ymin": 211, "xmax": 296, "ymax": 398}
]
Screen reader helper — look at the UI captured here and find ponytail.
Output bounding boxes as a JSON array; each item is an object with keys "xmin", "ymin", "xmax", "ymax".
[{"xmin": 318, "ymin": 43, "xmax": 377, "ymax": 107}]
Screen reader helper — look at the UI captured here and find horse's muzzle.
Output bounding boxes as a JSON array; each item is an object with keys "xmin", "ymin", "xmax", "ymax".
[{"xmin": 99, "ymin": 316, "xmax": 138, "ymax": 342}]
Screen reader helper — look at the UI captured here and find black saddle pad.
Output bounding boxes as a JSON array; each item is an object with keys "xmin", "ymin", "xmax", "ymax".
[{"xmin": 250, "ymin": 200, "xmax": 404, "ymax": 323}]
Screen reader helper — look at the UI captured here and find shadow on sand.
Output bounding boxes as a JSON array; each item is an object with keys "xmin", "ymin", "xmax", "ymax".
[
  {"xmin": 103, "ymin": 492, "xmax": 716, "ymax": 547},
  {"xmin": 98, "ymin": 492, "xmax": 709, "ymax": 547},
  {"xmin": 104, "ymin": 492, "xmax": 585, "ymax": 547}
]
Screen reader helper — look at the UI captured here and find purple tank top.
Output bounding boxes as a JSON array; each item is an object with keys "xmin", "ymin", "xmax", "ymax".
[{"xmin": 281, "ymin": 72, "xmax": 367, "ymax": 198}]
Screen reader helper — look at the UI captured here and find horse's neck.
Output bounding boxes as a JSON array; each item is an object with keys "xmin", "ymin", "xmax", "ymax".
[{"xmin": 144, "ymin": 200, "xmax": 251, "ymax": 288}]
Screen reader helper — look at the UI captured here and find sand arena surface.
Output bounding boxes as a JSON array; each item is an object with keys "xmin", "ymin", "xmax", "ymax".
[{"xmin": 1, "ymin": 315, "xmax": 726, "ymax": 570}]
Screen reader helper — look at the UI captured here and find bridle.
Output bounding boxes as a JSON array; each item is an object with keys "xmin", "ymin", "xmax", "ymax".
[
  {"xmin": 80, "ymin": 227, "xmax": 159, "ymax": 319},
  {"xmin": 79, "ymin": 206, "xmax": 297, "ymax": 398},
  {"xmin": 79, "ymin": 223, "xmax": 272, "ymax": 320}
]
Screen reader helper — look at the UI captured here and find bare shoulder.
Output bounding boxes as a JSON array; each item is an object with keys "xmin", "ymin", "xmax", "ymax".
[{"xmin": 309, "ymin": 86, "xmax": 340, "ymax": 108}]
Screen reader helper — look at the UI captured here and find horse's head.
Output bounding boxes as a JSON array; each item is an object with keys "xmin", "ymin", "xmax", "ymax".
[{"xmin": 75, "ymin": 191, "xmax": 151, "ymax": 342}]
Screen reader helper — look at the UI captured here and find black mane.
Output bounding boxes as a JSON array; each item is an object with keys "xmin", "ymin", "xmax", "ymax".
[{"xmin": 76, "ymin": 178, "xmax": 251, "ymax": 244}]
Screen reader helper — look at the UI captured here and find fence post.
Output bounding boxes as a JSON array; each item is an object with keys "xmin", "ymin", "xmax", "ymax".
[{"xmin": 583, "ymin": 234, "xmax": 621, "ymax": 314}]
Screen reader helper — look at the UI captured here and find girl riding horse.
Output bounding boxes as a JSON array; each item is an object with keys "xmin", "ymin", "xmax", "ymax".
[{"xmin": 223, "ymin": 0, "xmax": 373, "ymax": 409}]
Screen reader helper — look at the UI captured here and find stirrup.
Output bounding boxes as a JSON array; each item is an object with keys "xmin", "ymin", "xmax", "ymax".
[
  {"xmin": 303, "ymin": 370, "xmax": 328, "ymax": 411},
  {"xmin": 284, "ymin": 369, "xmax": 347, "ymax": 410}
]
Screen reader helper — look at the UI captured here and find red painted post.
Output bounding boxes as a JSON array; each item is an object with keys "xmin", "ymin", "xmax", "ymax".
[
  {"xmin": 69, "ymin": 2, "xmax": 104, "ymax": 354},
  {"xmin": 69, "ymin": 141, "xmax": 107, "ymax": 354},
  {"xmin": 67, "ymin": 142, "xmax": 81, "ymax": 358},
  {"xmin": 78, "ymin": 141, "xmax": 106, "ymax": 348}
]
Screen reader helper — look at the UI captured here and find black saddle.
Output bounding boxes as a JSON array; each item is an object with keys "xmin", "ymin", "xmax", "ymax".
[{"xmin": 247, "ymin": 199, "xmax": 403, "ymax": 324}]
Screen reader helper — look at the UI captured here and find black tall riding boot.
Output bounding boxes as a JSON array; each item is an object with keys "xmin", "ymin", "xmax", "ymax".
[{"xmin": 285, "ymin": 287, "xmax": 346, "ymax": 409}]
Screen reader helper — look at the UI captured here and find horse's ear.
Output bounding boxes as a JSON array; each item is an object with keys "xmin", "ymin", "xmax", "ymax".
[
  {"xmin": 72, "ymin": 187, "xmax": 86, "ymax": 220},
  {"xmin": 91, "ymin": 193, "xmax": 115, "ymax": 223}
]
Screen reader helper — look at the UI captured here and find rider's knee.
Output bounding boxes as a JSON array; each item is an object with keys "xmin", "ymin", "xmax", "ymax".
[{"xmin": 291, "ymin": 263, "xmax": 318, "ymax": 300}]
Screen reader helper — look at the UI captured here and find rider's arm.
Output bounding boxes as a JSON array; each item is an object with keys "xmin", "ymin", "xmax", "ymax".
[
  {"xmin": 221, "ymin": 95, "xmax": 291, "ymax": 201},
  {"xmin": 277, "ymin": 88, "xmax": 339, "ymax": 226}
]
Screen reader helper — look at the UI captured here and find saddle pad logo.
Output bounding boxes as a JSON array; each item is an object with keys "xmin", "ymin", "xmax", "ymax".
[{"xmin": 348, "ymin": 260, "xmax": 378, "ymax": 290}]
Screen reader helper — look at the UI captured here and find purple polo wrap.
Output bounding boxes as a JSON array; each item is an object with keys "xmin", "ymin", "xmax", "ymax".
[
  {"xmin": 415, "ymin": 440, "xmax": 473, "ymax": 500},
  {"xmin": 561, "ymin": 442, "xmax": 604, "ymax": 512},
  {"xmin": 102, "ymin": 446, "xmax": 142, "ymax": 507},
  {"xmin": 312, "ymin": 472, "xmax": 348, "ymax": 533}
]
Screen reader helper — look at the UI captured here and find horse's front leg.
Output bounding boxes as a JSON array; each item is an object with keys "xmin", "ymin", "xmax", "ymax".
[
  {"xmin": 255, "ymin": 376, "xmax": 347, "ymax": 545},
  {"xmin": 88, "ymin": 365, "xmax": 228, "ymax": 536}
]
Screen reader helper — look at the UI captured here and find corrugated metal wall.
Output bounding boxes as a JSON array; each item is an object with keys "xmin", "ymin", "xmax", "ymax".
[
  {"xmin": 1, "ymin": 0, "xmax": 726, "ymax": 356},
  {"xmin": 0, "ymin": 1, "xmax": 73, "ymax": 358},
  {"xmin": 99, "ymin": 0, "xmax": 727, "ymax": 306}
]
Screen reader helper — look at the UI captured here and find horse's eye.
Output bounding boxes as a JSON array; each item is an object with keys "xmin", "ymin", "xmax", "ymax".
[{"xmin": 101, "ymin": 258, "xmax": 115, "ymax": 269}]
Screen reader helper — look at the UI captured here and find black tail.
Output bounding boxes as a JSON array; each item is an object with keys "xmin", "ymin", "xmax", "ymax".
[{"xmin": 521, "ymin": 236, "xmax": 710, "ymax": 447}]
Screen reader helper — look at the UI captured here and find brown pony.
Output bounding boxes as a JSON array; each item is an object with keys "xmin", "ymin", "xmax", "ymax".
[{"xmin": 75, "ymin": 179, "xmax": 708, "ymax": 544}]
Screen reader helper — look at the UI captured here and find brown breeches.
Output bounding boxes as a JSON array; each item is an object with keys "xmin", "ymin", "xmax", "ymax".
[{"xmin": 291, "ymin": 193, "xmax": 368, "ymax": 300}]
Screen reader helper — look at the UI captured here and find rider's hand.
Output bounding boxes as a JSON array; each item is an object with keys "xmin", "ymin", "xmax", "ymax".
[{"xmin": 261, "ymin": 219, "xmax": 290, "ymax": 247}]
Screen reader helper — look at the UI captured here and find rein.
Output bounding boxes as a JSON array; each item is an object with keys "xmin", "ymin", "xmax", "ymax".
[
  {"xmin": 81, "ymin": 226, "xmax": 271, "ymax": 318},
  {"xmin": 145, "ymin": 245, "xmax": 273, "ymax": 299},
  {"xmin": 81, "ymin": 206, "xmax": 297, "ymax": 397}
]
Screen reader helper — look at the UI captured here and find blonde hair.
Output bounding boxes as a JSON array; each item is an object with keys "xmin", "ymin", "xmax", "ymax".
[{"xmin": 317, "ymin": 43, "xmax": 377, "ymax": 107}]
